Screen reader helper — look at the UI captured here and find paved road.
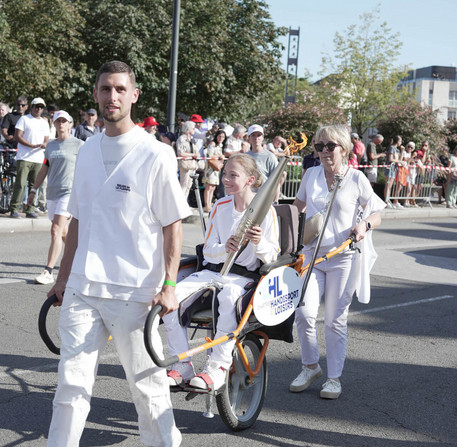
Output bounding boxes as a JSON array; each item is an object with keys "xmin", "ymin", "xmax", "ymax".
[{"xmin": 0, "ymin": 215, "xmax": 456, "ymax": 446}]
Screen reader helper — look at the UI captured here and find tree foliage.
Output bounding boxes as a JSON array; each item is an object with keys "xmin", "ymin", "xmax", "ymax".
[
  {"xmin": 443, "ymin": 119, "xmax": 457, "ymax": 152},
  {"xmin": 376, "ymin": 99, "xmax": 445, "ymax": 151},
  {"xmin": 0, "ymin": 0, "xmax": 89, "ymax": 109},
  {"xmin": 0, "ymin": 0, "xmax": 286, "ymax": 124},
  {"xmin": 321, "ymin": 8, "xmax": 410, "ymax": 136},
  {"xmin": 255, "ymin": 81, "xmax": 347, "ymax": 152}
]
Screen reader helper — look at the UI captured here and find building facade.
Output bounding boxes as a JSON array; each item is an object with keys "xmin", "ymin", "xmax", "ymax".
[{"xmin": 400, "ymin": 65, "xmax": 457, "ymax": 123}]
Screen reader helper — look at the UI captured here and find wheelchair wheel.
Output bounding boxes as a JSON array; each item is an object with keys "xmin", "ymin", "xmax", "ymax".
[
  {"xmin": 216, "ymin": 333, "xmax": 267, "ymax": 431},
  {"xmin": 38, "ymin": 295, "xmax": 60, "ymax": 355}
]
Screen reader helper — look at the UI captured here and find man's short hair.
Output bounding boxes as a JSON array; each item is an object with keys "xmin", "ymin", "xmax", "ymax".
[
  {"xmin": 233, "ymin": 125, "xmax": 246, "ymax": 137},
  {"xmin": 95, "ymin": 60, "xmax": 136, "ymax": 88},
  {"xmin": 16, "ymin": 95, "xmax": 28, "ymax": 104},
  {"xmin": 48, "ymin": 104, "xmax": 59, "ymax": 112}
]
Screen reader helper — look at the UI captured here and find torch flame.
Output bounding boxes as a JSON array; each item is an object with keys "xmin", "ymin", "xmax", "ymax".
[{"xmin": 284, "ymin": 132, "xmax": 308, "ymax": 156}]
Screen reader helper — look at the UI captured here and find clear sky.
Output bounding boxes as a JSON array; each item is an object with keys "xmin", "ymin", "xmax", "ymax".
[{"xmin": 265, "ymin": 0, "xmax": 456, "ymax": 81}]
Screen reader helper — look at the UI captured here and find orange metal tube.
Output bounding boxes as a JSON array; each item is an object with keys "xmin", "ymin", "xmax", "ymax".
[
  {"xmin": 234, "ymin": 331, "xmax": 269, "ymax": 381},
  {"xmin": 298, "ymin": 238, "xmax": 353, "ymax": 277}
]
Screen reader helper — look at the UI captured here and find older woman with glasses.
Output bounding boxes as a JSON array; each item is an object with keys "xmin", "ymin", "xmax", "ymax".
[{"xmin": 290, "ymin": 124, "xmax": 385, "ymax": 399}]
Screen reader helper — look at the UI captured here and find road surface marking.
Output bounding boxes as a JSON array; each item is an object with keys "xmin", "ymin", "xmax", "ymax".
[{"xmin": 349, "ymin": 294, "xmax": 454, "ymax": 317}]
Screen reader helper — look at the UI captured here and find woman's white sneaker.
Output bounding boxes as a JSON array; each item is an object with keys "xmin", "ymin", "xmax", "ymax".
[
  {"xmin": 290, "ymin": 364, "xmax": 322, "ymax": 392},
  {"xmin": 320, "ymin": 378, "xmax": 342, "ymax": 399}
]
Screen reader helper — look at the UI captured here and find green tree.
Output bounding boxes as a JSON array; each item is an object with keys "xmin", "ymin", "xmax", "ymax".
[
  {"xmin": 376, "ymin": 99, "xmax": 445, "ymax": 151},
  {"xmin": 74, "ymin": 0, "xmax": 286, "ymax": 122},
  {"xmin": 443, "ymin": 119, "xmax": 457, "ymax": 152},
  {"xmin": 256, "ymin": 80, "xmax": 347, "ymax": 151},
  {"xmin": 0, "ymin": 0, "xmax": 89, "ymax": 113},
  {"xmin": 74, "ymin": 0, "xmax": 172, "ymax": 118},
  {"xmin": 254, "ymin": 76, "xmax": 314, "ymax": 119},
  {"xmin": 321, "ymin": 8, "xmax": 410, "ymax": 136},
  {"xmin": 1, "ymin": 0, "xmax": 285, "ymax": 124}
]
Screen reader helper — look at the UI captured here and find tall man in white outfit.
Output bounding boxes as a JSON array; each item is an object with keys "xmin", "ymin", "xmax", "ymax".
[{"xmin": 46, "ymin": 61, "xmax": 189, "ymax": 447}]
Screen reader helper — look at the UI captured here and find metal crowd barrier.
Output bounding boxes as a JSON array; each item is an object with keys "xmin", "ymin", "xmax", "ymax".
[
  {"xmin": 280, "ymin": 156, "xmax": 303, "ymax": 201},
  {"xmin": 176, "ymin": 155, "xmax": 304, "ymax": 202},
  {"xmin": 382, "ymin": 162, "xmax": 446, "ymax": 208}
]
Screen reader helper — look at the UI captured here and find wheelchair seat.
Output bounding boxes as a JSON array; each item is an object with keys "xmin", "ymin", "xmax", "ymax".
[{"xmin": 178, "ymin": 204, "xmax": 300, "ymax": 342}]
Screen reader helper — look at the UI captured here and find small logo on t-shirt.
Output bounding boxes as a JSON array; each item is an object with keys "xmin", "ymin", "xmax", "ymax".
[{"xmin": 115, "ymin": 183, "xmax": 131, "ymax": 193}]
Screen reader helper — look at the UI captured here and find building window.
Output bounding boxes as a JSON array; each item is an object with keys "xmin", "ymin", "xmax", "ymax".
[
  {"xmin": 448, "ymin": 109, "xmax": 457, "ymax": 120},
  {"xmin": 429, "ymin": 89, "xmax": 433, "ymax": 106},
  {"xmin": 449, "ymin": 91, "xmax": 457, "ymax": 107}
]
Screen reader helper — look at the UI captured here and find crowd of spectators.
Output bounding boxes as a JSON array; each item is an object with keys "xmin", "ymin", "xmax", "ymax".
[
  {"xmin": 349, "ymin": 131, "xmax": 455, "ymax": 209},
  {"xmin": 1, "ymin": 95, "xmax": 457, "ymax": 216}
]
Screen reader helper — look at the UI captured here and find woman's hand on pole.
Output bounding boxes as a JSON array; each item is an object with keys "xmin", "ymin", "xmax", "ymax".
[{"xmin": 350, "ymin": 221, "xmax": 367, "ymax": 242}]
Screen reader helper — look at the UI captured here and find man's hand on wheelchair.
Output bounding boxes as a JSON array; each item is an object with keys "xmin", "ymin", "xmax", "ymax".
[{"xmin": 153, "ymin": 286, "xmax": 179, "ymax": 317}]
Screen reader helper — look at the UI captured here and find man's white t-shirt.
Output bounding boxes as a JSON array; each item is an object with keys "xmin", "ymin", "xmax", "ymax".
[
  {"xmin": 15, "ymin": 114, "xmax": 50, "ymax": 162},
  {"xmin": 67, "ymin": 126, "xmax": 191, "ymax": 302}
]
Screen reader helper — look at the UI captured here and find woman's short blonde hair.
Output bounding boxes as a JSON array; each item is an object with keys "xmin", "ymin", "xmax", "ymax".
[
  {"xmin": 226, "ymin": 154, "xmax": 263, "ymax": 189},
  {"xmin": 315, "ymin": 124, "xmax": 351, "ymax": 158}
]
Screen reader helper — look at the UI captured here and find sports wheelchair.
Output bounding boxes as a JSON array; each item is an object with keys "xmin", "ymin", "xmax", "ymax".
[{"xmin": 144, "ymin": 204, "xmax": 303, "ymax": 431}]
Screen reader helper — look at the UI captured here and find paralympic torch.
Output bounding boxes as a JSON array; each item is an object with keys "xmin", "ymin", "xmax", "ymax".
[{"xmin": 220, "ymin": 133, "xmax": 307, "ymax": 276}]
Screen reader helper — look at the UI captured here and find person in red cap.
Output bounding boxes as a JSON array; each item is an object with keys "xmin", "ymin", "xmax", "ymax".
[
  {"xmin": 189, "ymin": 114, "xmax": 206, "ymax": 161},
  {"xmin": 190, "ymin": 114, "xmax": 204, "ymax": 124},
  {"xmin": 143, "ymin": 116, "xmax": 159, "ymax": 136}
]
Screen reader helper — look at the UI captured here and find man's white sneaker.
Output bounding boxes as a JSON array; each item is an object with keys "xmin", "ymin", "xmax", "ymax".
[
  {"xmin": 290, "ymin": 364, "xmax": 322, "ymax": 393},
  {"xmin": 189, "ymin": 359, "xmax": 226, "ymax": 391},
  {"xmin": 35, "ymin": 270, "xmax": 54, "ymax": 285},
  {"xmin": 320, "ymin": 378, "xmax": 342, "ymax": 399},
  {"xmin": 393, "ymin": 203, "xmax": 404, "ymax": 209},
  {"xmin": 167, "ymin": 361, "xmax": 195, "ymax": 386}
]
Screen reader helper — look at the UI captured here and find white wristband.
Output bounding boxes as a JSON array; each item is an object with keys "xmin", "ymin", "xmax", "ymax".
[{"xmin": 30, "ymin": 188, "xmax": 37, "ymax": 193}]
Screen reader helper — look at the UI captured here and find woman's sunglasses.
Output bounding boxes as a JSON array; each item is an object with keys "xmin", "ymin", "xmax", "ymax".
[{"xmin": 315, "ymin": 142, "xmax": 341, "ymax": 152}]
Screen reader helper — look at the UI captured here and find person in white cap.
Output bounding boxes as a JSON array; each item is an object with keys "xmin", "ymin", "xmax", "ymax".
[
  {"xmin": 9, "ymin": 97, "xmax": 50, "ymax": 218},
  {"xmin": 27, "ymin": 111, "xmax": 83, "ymax": 285},
  {"xmin": 246, "ymin": 124, "xmax": 285, "ymax": 201},
  {"xmin": 246, "ymin": 125, "xmax": 278, "ymax": 180}
]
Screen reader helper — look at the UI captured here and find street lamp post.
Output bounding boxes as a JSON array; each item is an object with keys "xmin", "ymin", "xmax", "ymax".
[{"xmin": 167, "ymin": 0, "xmax": 181, "ymax": 134}]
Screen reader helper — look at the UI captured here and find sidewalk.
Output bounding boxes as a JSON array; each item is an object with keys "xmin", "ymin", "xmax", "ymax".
[{"xmin": 0, "ymin": 201, "xmax": 455, "ymax": 233}]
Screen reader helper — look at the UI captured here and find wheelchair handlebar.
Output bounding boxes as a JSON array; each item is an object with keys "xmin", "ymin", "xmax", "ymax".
[
  {"xmin": 144, "ymin": 305, "xmax": 180, "ymax": 368},
  {"xmin": 38, "ymin": 294, "xmax": 60, "ymax": 355}
]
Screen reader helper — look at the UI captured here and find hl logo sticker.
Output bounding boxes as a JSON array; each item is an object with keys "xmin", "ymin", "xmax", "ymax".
[{"xmin": 268, "ymin": 276, "xmax": 282, "ymax": 298}]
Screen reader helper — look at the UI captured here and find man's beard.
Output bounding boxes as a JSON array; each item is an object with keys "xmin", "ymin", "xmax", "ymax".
[{"xmin": 101, "ymin": 108, "xmax": 129, "ymax": 123}]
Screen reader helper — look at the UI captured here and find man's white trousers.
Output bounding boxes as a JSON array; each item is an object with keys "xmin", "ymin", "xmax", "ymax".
[{"xmin": 47, "ymin": 288, "xmax": 181, "ymax": 447}]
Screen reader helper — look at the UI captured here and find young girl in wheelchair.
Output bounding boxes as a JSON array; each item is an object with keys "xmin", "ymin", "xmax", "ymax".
[{"xmin": 163, "ymin": 153, "xmax": 280, "ymax": 391}]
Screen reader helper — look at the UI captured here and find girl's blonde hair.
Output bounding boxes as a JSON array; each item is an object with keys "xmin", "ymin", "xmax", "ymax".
[{"xmin": 226, "ymin": 154, "xmax": 263, "ymax": 189}]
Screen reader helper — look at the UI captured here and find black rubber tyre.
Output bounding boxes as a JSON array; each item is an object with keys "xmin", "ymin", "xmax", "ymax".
[
  {"xmin": 216, "ymin": 333, "xmax": 267, "ymax": 431},
  {"xmin": 38, "ymin": 295, "xmax": 60, "ymax": 355}
]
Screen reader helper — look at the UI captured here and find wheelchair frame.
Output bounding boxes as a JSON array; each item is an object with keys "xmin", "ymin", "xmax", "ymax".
[{"xmin": 143, "ymin": 232, "xmax": 354, "ymax": 431}]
